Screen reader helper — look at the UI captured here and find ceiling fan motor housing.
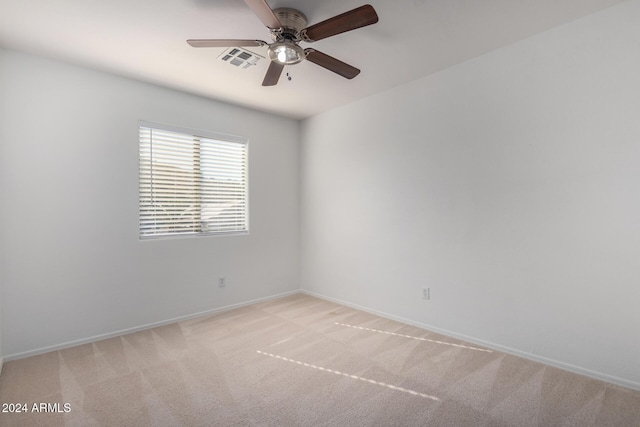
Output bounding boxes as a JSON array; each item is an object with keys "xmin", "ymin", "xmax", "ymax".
[
  {"xmin": 271, "ymin": 8, "xmax": 308, "ymax": 42},
  {"xmin": 266, "ymin": 8, "xmax": 308, "ymax": 65}
]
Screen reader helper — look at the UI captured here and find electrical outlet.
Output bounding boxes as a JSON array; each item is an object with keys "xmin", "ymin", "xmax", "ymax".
[
  {"xmin": 422, "ymin": 287, "xmax": 430, "ymax": 300},
  {"xmin": 218, "ymin": 276, "xmax": 226, "ymax": 288}
]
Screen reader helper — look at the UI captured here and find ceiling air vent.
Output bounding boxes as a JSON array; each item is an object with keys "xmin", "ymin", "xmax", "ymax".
[{"xmin": 218, "ymin": 48, "xmax": 264, "ymax": 70}]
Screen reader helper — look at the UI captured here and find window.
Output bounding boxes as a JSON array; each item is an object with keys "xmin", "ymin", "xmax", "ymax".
[{"xmin": 139, "ymin": 121, "xmax": 248, "ymax": 239}]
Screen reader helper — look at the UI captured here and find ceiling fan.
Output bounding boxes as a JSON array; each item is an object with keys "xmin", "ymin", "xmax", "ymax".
[{"xmin": 187, "ymin": 0, "xmax": 379, "ymax": 86}]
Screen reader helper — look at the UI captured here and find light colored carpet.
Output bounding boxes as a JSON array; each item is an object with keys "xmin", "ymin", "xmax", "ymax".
[{"xmin": 1, "ymin": 294, "xmax": 639, "ymax": 426}]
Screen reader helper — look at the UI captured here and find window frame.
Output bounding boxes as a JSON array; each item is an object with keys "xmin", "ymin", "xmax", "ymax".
[{"xmin": 138, "ymin": 120, "xmax": 249, "ymax": 240}]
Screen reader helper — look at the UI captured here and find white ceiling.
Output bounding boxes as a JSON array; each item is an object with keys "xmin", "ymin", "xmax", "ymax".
[{"xmin": 0, "ymin": 0, "xmax": 627, "ymax": 119}]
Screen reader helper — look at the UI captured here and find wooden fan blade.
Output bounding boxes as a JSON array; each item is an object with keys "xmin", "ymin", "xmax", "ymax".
[
  {"xmin": 302, "ymin": 4, "xmax": 378, "ymax": 42},
  {"xmin": 305, "ymin": 49, "xmax": 360, "ymax": 79},
  {"xmin": 243, "ymin": 0, "xmax": 282, "ymax": 29},
  {"xmin": 187, "ymin": 39, "xmax": 267, "ymax": 48},
  {"xmin": 262, "ymin": 61, "xmax": 284, "ymax": 86}
]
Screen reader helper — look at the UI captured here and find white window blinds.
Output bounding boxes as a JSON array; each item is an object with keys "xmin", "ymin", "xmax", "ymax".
[{"xmin": 139, "ymin": 122, "xmax": 248, "ymax": 239}]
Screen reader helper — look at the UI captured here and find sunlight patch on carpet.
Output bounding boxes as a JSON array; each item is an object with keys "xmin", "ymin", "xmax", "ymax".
[
  {"xmin": 334, "ymin": 323, "xmax": 493, "ymax": 353},
  {"xmin": 256, "ymin": 350, "xmax": 441, "ymax": 401}
]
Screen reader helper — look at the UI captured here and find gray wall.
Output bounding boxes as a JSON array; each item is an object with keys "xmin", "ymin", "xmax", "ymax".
[
  {"xmin": 0, "ymin": 49, "xmax": 300, "ymax": 357},
  {"xmin": 0, "ymin": 47, "xmax": 4, "ymax": 369},
  {"xmin": 300, "ymin": 1, "xmax": 640, "ymax": 389}
]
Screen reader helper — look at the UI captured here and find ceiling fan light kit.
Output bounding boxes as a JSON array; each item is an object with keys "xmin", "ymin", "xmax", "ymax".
[
  {"xmin": 268, "ymin": 40, "xmax": 305, "ymax": 65},
  {"xmin": 187, "ymin": 0, "xmax": 379, "ymax": 86}
]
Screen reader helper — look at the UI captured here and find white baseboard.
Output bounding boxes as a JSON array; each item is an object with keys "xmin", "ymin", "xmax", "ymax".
[
  {"xmin": 4, "ymin": 290, "xmax": 300, "ymax": 362},
  {"xmin": 0, "ymin": 356, "xmax": 4, "ymax": 376},
  {"xmin": 300, "ymin": 289, "xmax": 640, "ymax": 392}
]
